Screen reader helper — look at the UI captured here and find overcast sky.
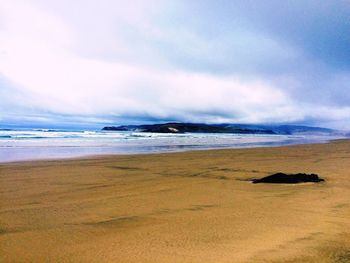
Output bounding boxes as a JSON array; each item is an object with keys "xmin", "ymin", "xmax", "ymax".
[{"xmin": 1, "ymin": 0, "xmax": 349, "ymax": 129}]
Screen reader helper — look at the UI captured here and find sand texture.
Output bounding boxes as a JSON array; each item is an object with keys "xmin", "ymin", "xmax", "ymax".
[{"xmin": 1, "ymin": 140, "xmax": 350, "ymax": 262}]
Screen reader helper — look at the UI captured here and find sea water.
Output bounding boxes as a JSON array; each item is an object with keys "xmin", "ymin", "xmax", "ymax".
[{"xmin": 0, "ymin": 128, "xmax": 342, "ymax": 162}]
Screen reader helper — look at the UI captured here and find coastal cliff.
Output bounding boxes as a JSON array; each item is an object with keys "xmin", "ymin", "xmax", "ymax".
[{"xmin": 102, "ymin": 122, "xmax": 334, "ymax": 135}]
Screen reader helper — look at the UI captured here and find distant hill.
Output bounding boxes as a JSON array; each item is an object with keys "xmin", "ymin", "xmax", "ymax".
[
  {"xmin": 102, "ymin": 123, "xmax": 336, "ymax": 135},
  {"xmin": 217, "ymin": 124, "xmax": 335, "ymax": 135}
]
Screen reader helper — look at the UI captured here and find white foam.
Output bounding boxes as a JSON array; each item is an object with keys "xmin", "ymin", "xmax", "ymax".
[{"xmin": 0, "ymin": 129, "xmax": 342, "ymax": 162}]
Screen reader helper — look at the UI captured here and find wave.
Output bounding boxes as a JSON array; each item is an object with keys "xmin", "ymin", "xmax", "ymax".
[{"xmin": 0, "ymin": 128, "xmax": 342, "ymax": 148}]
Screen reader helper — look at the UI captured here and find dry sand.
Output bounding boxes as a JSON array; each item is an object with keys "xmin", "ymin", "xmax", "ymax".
[{"xmin": 1, "ymin": 140, "xmax": 350, "ymax": 262}]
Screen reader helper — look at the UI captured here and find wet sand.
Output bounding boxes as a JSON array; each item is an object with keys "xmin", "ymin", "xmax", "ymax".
[{"xmin": 1, "ymin": 140, "xmax": 350, "ymax": 262}]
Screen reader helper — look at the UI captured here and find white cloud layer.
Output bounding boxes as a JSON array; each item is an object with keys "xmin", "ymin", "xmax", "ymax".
[{"xmin": 1, "ymin": 0, "xmax": 350, "ymax": 129}]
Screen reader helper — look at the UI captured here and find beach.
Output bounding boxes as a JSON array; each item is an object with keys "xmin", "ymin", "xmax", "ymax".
[{"xmin": 1, "ymin": 140, "xmax": 350, "ymax": 262}]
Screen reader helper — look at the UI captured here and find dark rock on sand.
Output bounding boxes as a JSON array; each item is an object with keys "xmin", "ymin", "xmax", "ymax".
[{"xmin": 252, "ymin": 172, "xmax": 324, "ymax": 184}]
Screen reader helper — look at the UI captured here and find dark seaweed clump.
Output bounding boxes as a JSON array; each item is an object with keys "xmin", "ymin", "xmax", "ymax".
[{"xmin": 252, "ymin": 172, "xmax": 324, "ymax": 184}]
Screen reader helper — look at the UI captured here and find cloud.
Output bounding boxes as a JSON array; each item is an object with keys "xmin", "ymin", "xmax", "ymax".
[{"xmin": 1, "ymin": 0, "xmax": 350, "ymax": 129}]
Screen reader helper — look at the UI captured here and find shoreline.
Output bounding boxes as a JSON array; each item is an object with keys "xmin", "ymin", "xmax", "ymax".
[
  {"xmin": 0, "ymin": 137, "xmax": 345, "ymax": 165},
  {"xmin": 1, "ymin": 139, "xmax": 350, "ymax": 262}
]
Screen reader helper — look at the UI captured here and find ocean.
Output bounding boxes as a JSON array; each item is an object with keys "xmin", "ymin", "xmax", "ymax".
[{"xmin": 0, "ymin": 128, "xmax": 342, "ymax": 162}]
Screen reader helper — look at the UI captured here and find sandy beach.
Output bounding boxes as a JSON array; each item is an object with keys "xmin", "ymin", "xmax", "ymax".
[{"xmin": 1, "ymin": 140, "xmax": 350, "ymax": 263}]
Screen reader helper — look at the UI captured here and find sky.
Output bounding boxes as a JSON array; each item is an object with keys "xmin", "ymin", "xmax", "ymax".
[{"xmin": 0, "ymin": 0, "xmax": 350, "ymax": 129}]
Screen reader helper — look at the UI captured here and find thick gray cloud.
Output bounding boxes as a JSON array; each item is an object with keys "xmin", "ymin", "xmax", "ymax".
[{"xmin": 0, "ymin": 0, "xmax": 350, "ymax": 129}]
